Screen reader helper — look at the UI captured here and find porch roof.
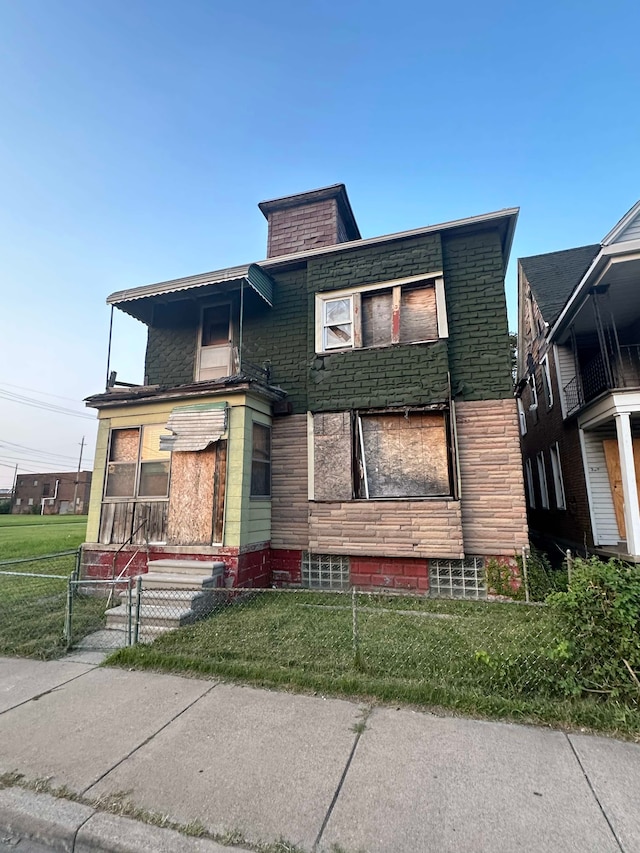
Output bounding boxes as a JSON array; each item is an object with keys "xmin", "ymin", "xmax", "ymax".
[{"xmin": 84, "ymin": 375, "xmax": 286, "ymax": 410}]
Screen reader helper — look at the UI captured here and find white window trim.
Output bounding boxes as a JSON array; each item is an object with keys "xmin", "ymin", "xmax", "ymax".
[
  {"xmin": 542, "ymin": 354, "xmax": 554, "ymax": 409},
  {"xmin": 314, "ymin": 271, "xmax": 446, "ymax": 354},
  {"xmin": 525, "ymin": 459, "xmax": 535, "ymax": 508},
  {"xmin": 322, "ymin": 294, "xmax": 354, "ymax": 351},
  {"xmin": 195, "ymin": 301, "xmax": 233, "ymax": 381},
  {"xmin": 528, "ymin": 373, "xmax": 538, "ymax": 411},
  {"xmin": 537, "ymin": 452, "xmax": 549, "ymax": 509},
  {"xmin": 549, "ymin": 442, "xmax": 566, "ymax": 510},
  {"xmin": 517, "ymin": 397, "xmax": 527, "ymax": 436}
]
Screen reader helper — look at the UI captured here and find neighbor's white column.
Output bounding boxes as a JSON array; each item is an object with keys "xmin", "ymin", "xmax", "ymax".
[{"xmin": 614, "ymin": 412, "xmax": 640, "ymax": 556}]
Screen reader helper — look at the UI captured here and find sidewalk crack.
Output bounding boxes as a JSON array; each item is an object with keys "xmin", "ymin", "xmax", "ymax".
[
  {"xmin": 80, "ymin": 681, "xmax": 219, "ymax": 796},
  {"xmin": 565, "ymin": 733, "xmax": 625, "ymax": 852},
  {"xmin": 0, "ymin": 666, "xmax": 101, "ymax": 718},
  {"xmin": 313, "ymin": 705, "xmax": 372, "ymax": 852}
]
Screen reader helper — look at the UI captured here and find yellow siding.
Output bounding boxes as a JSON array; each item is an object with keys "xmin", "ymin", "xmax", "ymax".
[
  {"xmin": 86, "ymin": 420, "xmax": 110, "ymax": 543},
  {"xmin": 87, "ymin": 390, "xmax": 273, "ymax": 548}
]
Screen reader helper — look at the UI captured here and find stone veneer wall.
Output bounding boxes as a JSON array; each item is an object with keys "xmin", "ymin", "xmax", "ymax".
[{"xmin": 456, "ymin": 399, "xmax": 529, "ymax": 555}]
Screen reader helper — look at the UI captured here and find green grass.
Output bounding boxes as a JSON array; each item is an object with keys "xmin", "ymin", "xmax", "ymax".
[
  {"xmin": 0, "ymin": 514, "xmax": 106, "ymax": 658},
  {"xmin": 0, "ymin": 514, "xmax": 87, "ymax": 560},
  {"xmin": 108, "ymin": 591, "xmax": 640, "ymax": 739}
]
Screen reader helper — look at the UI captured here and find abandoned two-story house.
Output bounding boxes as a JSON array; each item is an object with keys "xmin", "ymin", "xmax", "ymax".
[
  {"xmin": 81, "ymin": 184, "xmax": 528, "ymax": 596},
  {"xmin": 517, "ymin": 200, "xmax": 640, "ymax": 561}
]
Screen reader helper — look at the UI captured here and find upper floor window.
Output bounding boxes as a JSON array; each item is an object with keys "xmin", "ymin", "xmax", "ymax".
[
  {"xmin": 315, "ymin": 274, "xmax": 447, "ymax": 355},
  {"xmin": 197, "ymin": 303, "xmax": 234, "ymax": 381}
]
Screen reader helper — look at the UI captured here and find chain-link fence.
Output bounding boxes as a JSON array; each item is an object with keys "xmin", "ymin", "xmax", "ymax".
[
  {"xmin": 0, "ymin": 551, "xmax": 78, "ymax": 658},
  {"xmin": 106, "ymin": 584, "xmax": 576, "ymax": 702}
]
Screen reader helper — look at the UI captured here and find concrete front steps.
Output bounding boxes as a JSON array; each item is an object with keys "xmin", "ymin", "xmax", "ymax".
[{"xmin": 104, "ymin": 558, "xmax": 226, "ymax": 643}]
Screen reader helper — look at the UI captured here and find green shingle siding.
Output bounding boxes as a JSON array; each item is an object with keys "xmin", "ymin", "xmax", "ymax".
[
  {"xmin": 442, "ymin": 230, "xmax": 513, "ymax": 401},
  {"xmin": 142, "ymin": 227, "xmax": 513, "ymax": 407},
  {"xmin": 241, "ymin": 268, "xmax": 309, "ymax": 412},
  {"xmin": 145, "ymin": 302, "xmax": 198, "ymax": 387}
]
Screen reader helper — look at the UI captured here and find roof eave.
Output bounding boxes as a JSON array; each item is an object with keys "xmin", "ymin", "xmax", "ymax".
[{"xmin": 106, "ymin": 206, "xmax": 519, "ymax": 312}]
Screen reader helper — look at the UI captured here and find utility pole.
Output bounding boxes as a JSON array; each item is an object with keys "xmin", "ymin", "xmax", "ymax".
[
  {"xmin": 10, "ymin": 464, "xmax": 18, "ymax": 512},
  {"xmin": 73, "ymin": 436, "xmax": 85, "ymax": 515}
]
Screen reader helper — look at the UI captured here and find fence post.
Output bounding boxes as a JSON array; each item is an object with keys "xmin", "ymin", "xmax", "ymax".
[
  {"xmin": 521, "ymin": 545, "xmax": 530, "ymax": 604},
  {"xmin": 126, "ymin": 577, "xmax": 133, "ymax": 646},
  {"xmin": 566, "ymin": 549, "xmax": 573, "ymax": 586},
  {"xmin": 64, "ymin": 577, "xmax": 73, "ymax": 651},
  {"xmin": 133, "ymin": 575, "xmax": 142, "ymax": 645},
  {"xmin": 352, "ymin": 585, "xmax": 360, "ymax": 668}
]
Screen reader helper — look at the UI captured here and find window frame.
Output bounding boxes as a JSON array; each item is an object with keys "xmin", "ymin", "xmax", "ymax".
[
  {"xmin": 314, "ymin": 272, "xmax": 447, "ymax": 355},
  {"xmin": 250, "ymin": 421, "xmax": 272, "ymax": 499},
  {"xmin": 549, "ymin": 442, "xmax": 566, "ymax": 510},
  {"xmin": 310, "ymin": 407, "xmax": 456, "ymax": 502},
  {"xmin": 104, "ymin": 425, "xmax": 172, "ymax": 502},
  {"xmin": 517, "ymin": 397, "xmax": 527, "ymax": 436},
  {"xmin": 195, "ymin": 300, "xmax": 234, "ymax": 381},
  {"xmin": 536, "ymin": 451, "xmax": 549, "ymax": 509},
  {"xmin": 541, "ymin": 354, "xmax": 554, "ymax": 409},
  {"xmin": 525, "ymin": 459, "xmax": 536, "ymax": 509}
]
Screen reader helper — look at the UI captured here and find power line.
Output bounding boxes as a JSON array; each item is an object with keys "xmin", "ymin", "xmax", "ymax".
[
  {"xmin": 0, "ymin": 381, "xmax": 88, "ymax": 404},
  {"xmin": 0, "ymin": 440, "xmax": 93, "ymax": 465},
  {"xmin": 0, "ymin": 389, "xmax": 95, "ymax": 420}
]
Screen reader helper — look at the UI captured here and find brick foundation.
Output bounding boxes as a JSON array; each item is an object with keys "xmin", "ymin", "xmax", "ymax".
[{"xmin": 81, "ymin": 544, "xmax": 520, "ymax": 596}]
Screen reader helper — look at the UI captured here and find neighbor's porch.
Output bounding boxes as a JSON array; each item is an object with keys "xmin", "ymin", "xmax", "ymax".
[{"xmin": 578, "ymin": 393, "xmax": 640, "ymax": 559}]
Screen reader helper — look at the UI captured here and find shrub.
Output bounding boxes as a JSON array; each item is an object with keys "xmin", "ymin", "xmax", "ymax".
[
  {"xmin": 520, "ymin": 547, "xmax": 568, "ymax": 602},
  {"xmin": 0, "ymin": 500, "xmax": 11, "ymax": 514},
  {"xmin": 548, "ymin": 557, "xmax": 640, "ymax": 699}
]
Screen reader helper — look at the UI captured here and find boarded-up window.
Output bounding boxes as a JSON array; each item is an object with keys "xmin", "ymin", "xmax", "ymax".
[
  {"xmin": 251, "ymin": 423, "xmax": 271, "ymax": 497},
  {"xmin": 357, "ymin": 412, "xmax": 450, "ymax": 498},
  {"xmin": 399, "ymin": 284, "xmax": 437, "ymax": 343},
  {"xmin": 317, "ymin": 281, "xmax": 438, "ymax": 353},
  {"xmin": 105, "ymin": 425, "xmax": 171, "ymax": 499},
  {"xmin": 362, "ymin": 290, "xmax": 393, "ymax": 347},
  {"xmin": 313, "ymin": 412, "xmax": 353, "ymax": 501},
  {"xmin": 105, "ymin": 428, "xmax": 139, "ymax": 497}
]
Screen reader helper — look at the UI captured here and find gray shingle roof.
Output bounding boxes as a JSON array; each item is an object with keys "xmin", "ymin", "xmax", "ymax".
[{"xmin": 520, "ymin": 244, "xmax": 601, "ymax": 325}]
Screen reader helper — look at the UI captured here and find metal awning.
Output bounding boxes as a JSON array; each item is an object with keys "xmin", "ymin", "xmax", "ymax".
[
  {"xmin": 107, "ymin": 263, "xmax": 274, "ymax": 324},
  {"xmin": 159, "ymin": 402, "xmax": 227, "ymax": 452}
]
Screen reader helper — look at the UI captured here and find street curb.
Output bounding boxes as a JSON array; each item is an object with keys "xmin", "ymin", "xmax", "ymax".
[
  {"xmin": 0, "ymin": 787, "xmax": 92, "ymax": 852},
  {"xmin": 0, "ymin": 787, "xmax": 249, "ymax": 853}
]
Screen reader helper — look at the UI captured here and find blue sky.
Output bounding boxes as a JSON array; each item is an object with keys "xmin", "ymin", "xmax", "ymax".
[{"xmin": 1, "ymin": 0, "xmax": 639, "ymax": 488}]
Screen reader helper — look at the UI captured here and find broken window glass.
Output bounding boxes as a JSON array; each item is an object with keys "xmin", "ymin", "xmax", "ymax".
[{"xmin": 323, "ymin": 297, "xmax": 353, "ymax": 349}]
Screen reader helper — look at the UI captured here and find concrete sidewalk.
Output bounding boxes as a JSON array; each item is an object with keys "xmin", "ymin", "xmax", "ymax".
[{"xmin": 0, "ymin": 657, "xmax": 639, "ymax": 853}]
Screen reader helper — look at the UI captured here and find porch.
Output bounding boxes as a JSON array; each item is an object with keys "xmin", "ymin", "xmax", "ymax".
[{"xmin": 579, "ymin": 397, "xmax": 640, "ymax": 558}]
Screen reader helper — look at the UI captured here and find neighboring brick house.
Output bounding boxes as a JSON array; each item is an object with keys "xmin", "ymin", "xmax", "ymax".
[
  {"xmin": 82, "ymin": 184, "xmax": 527, "ymax": 595},
  {"xmin": 12, "ymin": 471, "xmax": 92, "ymax": 515},
  {"xmin": 517, "ymin": 200, "xmax": 640, "ymax": 560}
]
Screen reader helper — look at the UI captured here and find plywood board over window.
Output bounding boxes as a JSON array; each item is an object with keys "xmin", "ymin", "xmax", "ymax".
[
  {"xmin": 313, "ymin": 412, "xmax": 353, "ymax": 501},
  {"xmin": 167, "ymin": 442, "xmax": 226, "ymax": 545},
  {"xmin": 358, "ymin": 412, "xmax": 450, "ymax": 498}
]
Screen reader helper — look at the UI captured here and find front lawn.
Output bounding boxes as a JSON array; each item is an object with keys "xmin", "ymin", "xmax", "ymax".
[
  {"xmin": 0, "ymin": 515, "xmax": 105, "ymax": 658},
  {"xmin": 109, "ymin": 591, "xmax": 640, "ymax": 739}
]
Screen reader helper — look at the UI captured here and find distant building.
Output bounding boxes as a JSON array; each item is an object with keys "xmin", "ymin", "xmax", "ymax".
[{"xmin": 12, "ymin": 471, "xmax": 92, "ymax": 515}]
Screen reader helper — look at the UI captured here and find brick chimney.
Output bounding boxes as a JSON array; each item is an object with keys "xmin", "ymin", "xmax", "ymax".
[{"xmin": 259, "ymin": 184, "xmax": 361, "ymax": 259}]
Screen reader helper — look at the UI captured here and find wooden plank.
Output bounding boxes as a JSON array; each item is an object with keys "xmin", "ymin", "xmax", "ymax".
[
  {"xmin": 400, "ymin": 284, "xmax": 437, "ymax": 343},
  {"xmin": 213, "ymin": 441, "xmax": 227, "ymax": 543},
  {"xmin": 99, "ymin": 502, "xmax": 116, "ymax": 545},
  {"xmin": 603, "ymin": 439, "xmax": 625, "ymax": 538},
  {"xmin": 167, "ymin": 447, "xmax": 216, "ymax": 545}
]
